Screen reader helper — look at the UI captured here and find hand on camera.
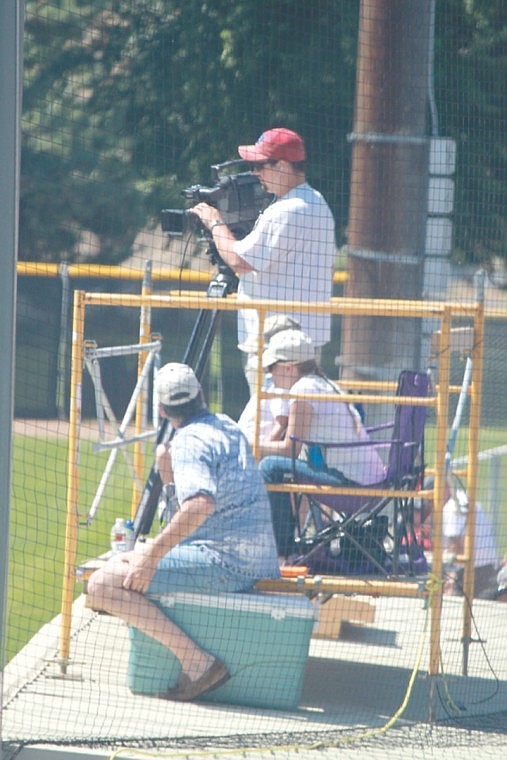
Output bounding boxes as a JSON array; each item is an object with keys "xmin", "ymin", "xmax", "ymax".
[{"xmin": 191, "ymin": 203, "xmax": 221, "ymax": 230}]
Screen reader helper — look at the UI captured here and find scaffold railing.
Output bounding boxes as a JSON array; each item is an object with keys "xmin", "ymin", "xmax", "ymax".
[{"xmin": 59, "ymin": 284, "xmax": 486, "ymax": 722}]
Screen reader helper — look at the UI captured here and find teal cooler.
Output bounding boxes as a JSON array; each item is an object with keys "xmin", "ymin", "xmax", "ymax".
[{"xmin": 128, "ymin": 591, "xmax": 315, "ymax": 709}]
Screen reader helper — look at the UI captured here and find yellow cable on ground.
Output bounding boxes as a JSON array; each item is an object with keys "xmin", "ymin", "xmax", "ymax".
[
  {"xmin": 108, "ymin": 575, "xmax": 444, "ymax": 760},
  {"xmin": 439, "ymin": 647, "xmax": 464, "ymax": 716}
]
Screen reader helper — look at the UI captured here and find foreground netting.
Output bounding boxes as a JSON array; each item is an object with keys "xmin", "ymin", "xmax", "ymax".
[
  {"xmin": 3, "ymin": 0, "xmax": 507, "ymax": 757},
  {"xmin": 4, "ymin": 284, "xmax": 507, "ymax": 756}
]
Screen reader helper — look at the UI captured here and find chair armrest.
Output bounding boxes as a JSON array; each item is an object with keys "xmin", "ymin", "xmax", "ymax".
[
  {"xmin": 289, "ymin": 434, "xmax": 391, "ymax": 450},
  {"xmin": 289, "ymin": 434, "xmax": 392, "ymax": 479},
  {"xmin": 365, "ymin": 422, "xmax": 395, "ymax": 434}
]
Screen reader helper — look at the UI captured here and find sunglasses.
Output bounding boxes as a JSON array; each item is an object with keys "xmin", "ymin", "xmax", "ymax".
[{"xmin": 249, "ymin": 160, "xmax": 279, "ymax": 172}]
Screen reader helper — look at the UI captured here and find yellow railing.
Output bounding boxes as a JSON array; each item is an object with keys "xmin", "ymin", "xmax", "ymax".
[
  {"xmin": 16, "ymin": 260, "xmax": 349, "ymax": 285},
  {"xmin": 58, "ymin": 285, "xmax": 485, "ymax": 708}
]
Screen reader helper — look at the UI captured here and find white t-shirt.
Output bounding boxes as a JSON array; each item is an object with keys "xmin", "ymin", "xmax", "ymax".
[
  {"xmin": 288, "ymin": 374, "xmax": 386, "ymax": 486},
  {"xmin": 234, "ymin": 182, "xmax": 336, "ymax": 350},
  {"xmin": 443, "ymin": 498, "xmax": 498, "ymax": 567},
  {"xmin": 237, "ymin": 392, "xmax": 288, "ymax": 443}
]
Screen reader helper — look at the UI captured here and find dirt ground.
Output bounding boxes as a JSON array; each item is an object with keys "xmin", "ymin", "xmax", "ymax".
[{"xmin": 12, "ymin": 418, "xmax": 137, "ymax": 440}]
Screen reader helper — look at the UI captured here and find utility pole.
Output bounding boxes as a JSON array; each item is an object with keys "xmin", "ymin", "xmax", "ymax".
[{"xmin": 340, "ymin": 0, "xmax": 433, "ymax": 380}]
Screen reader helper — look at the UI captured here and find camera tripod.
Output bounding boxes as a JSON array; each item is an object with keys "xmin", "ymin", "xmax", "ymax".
[{"xmin": 132, "ymin": 244, "xmax": 238, "ymax": 538}]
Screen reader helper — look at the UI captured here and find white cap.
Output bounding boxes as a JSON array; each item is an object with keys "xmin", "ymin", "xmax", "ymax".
[
  {"xmin": 237, "ymin": 315, "xmax": 301, "ymax": 354},
  {"xmin": 262, "ymin": 329, "xmax": 315, "ymax": 369},
  {"xmin": 263, "ymin": 314, "xmax": 301, "ymax": 342},
  {"xmin": 155, "ymin": 363, "xmax": 201, "ymax": 406}
]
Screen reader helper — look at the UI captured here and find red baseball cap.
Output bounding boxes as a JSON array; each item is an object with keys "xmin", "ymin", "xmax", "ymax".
[{"xmin": 238, "ymin": 128, "xmax": 306, "ymax": 163}]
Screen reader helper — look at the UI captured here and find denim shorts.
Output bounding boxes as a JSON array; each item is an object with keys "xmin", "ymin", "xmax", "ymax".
[{"xmin": 147, "ymin": 543, "xmax": 256, "ymax": 596}]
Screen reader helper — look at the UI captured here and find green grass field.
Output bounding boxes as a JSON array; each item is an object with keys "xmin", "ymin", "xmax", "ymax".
[
  {"xmin": 5, "ymin": 424, "xmax": 507, "ymax": 664},
  {"xmin": 7, "ymin": 433, "xmax": 141, "ymax": 663}
]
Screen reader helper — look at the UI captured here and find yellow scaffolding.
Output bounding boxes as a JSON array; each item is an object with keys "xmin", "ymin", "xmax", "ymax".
[{"xmin": 57, "ymin": 286, "xmax": 485, "ymax": 718}]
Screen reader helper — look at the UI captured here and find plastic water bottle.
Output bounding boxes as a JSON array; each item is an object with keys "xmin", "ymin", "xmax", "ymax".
[
  {"xmin": 125, "ymin": 519, "xmax": 135, "ymax": 551},
  {"xmin": 110, "ymin": 517, "xmax": 126, "ymax": 553}
]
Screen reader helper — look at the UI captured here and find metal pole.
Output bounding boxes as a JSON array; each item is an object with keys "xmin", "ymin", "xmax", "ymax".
[
  {"xmin": 59, "ymin": 291, "xmax": 86, "ymax": 671},
  {"xmin": 56, "ymin": 262, "xmax": 71, "ymax": 419},
  {"xmin": 0, "ymin": 1, "xmax": 23, "ymax": 754},
  {"xmin": 428, "ymin": 306, "xmax": 452, "ymax": 721},
  {"xmin": 488, "ymin": 457, "xmax": 500, "ymax": 551},
  {"xmin": 341, "ymin": 0, "xmax": 432, "ymax": 381},
  {"xmin": 131, "ymin": 261, "xmax": 152, "ymax": 514},
  {"xmin": 461, "ymin": 271, "xmax": 486, "ymax": 675}
]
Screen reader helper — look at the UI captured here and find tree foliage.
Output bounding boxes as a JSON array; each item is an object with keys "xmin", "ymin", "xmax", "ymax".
[
  {"xmin": 20, "ymin": 0, "xmax": 507, "ymax": 265},
  {"xmin": 436, "ymin": 0, "xmax": 507, "ymax": 265}
]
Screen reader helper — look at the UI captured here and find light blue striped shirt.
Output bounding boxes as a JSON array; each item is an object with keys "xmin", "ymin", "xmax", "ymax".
[{"xmin": 171, "ymin": 410, "xmax": 280, "ymax": 579}]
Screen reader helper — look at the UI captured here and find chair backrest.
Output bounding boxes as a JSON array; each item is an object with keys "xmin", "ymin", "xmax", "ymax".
[{"xmin": 385, "ymin": 370, "xmax": 430, "ymax": 486}]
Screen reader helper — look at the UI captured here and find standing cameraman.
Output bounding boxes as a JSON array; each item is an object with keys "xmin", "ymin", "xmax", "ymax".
[{"xmin": 191, "ymin": 127, "xmax": 337, "ymax": 392}]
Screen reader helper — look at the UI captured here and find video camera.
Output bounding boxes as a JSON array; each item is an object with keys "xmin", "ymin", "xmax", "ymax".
[{"xmin": 160, "ymin": 160, "xmax": 273, "ymax": 241}]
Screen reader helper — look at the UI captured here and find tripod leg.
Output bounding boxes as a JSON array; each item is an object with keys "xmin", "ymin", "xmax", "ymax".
[
  {"xmin": 194, "ymin": 310, "xmax": 222, "ymax": 377},
  {"xmin": 182, "ymin": 306, "xmax": 215, "ymax": 366},
  {"xmin": 132, "ymin": 416, "xmax": 167, "ymax": 536},
  {"xmin": 133, "ymin": 307, "xmax": 223, "ymax": 538}
]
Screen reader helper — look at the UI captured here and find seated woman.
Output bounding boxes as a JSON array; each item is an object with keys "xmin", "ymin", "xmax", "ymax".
[{"xmin": 256, "ymin": 329, "xmax": 386, "ymax": 559}]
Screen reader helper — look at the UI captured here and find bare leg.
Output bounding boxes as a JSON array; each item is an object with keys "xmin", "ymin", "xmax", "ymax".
[{"xmin": 87, "ymin": 555, "xmax": 214, "ymax": 682}]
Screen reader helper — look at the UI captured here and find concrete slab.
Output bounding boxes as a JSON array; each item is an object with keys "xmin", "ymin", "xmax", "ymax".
[{"xmin": 2, "ymin": 593, "xmax": 507, "ymax": 759}]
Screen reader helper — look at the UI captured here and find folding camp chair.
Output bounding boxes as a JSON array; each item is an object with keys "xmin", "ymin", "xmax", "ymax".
[{"xmin": 289, "ymin": 370, "xmax": 431, "ymax": 576}]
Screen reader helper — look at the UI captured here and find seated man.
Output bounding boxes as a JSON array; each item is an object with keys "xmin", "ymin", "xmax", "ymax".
[
  {"xmin": 87, "ymin": 362, "xmax": 280, "ymax": 702},
  {"xmin": 417, "ymin": 478, "xmax": 499, "ymax": 599}
]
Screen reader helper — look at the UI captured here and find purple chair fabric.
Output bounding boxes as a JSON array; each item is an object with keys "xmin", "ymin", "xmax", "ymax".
[{"xmin": 289, "ymin": 370, "xmax": 431, "ymax": 574}]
